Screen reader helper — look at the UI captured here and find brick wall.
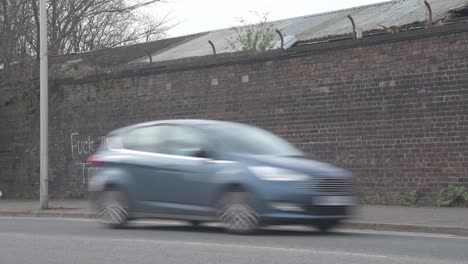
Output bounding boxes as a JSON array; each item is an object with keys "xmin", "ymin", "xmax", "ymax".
[
  {"xmin": 0, "ymin": 86, "xmax": 39, "ymax": 198},
  {"xmin": 1, "ymin": 24, "xmax": 467, "ymax": 202}
]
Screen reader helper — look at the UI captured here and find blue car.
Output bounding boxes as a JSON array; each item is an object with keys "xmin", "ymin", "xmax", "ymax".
[{"xmin": 88, "ymin": 120, "xmax": 356, "ymax": 234}]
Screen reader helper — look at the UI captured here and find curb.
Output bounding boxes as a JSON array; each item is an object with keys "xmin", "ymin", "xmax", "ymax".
[
  {"xmin": 1, "ymin": 211, "xmax": 467, "ymax": 236},
  {"xmin": 342, "ymin": 222, "xmax": 468, "ymax": 236},
  {"xmin": 0, "ymin": 211, "xmax": 95, "ymax": 219}
]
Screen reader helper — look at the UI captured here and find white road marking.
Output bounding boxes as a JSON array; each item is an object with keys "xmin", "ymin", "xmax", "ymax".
[
  {"xmin": 1, "ymin": 216, "xmax": 468, "ymax": 240},
  {"xmin": 0, "ymin": 232, "xmax": 388, "ymax": 259}
]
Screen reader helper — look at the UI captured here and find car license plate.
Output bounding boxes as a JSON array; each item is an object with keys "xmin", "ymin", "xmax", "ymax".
[{"xmin": 313, "ymin": 196, "xmax": 355, "ymax": 206}]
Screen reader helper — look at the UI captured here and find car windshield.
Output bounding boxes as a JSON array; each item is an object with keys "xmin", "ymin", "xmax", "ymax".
[{"xmin": 203, "ymin": 124, "xmax": 303, "ymax": 156}]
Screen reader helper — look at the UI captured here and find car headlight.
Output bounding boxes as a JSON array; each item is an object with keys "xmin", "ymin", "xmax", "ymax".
[{"xmin": 249, "ymin": 166, "xmax": 308, "ymax": 181}]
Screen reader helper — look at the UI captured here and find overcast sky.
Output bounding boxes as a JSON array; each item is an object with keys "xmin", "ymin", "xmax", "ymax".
[{"xmin": 153, "ymin": 0, "xmax": 389, "ymax": 37}]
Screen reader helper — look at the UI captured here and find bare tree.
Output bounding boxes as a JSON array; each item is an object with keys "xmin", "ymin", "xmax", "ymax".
[
  {"xmin": 30, "ymin": 0, "xmax": 171, "ymax": 56},
  {"xmin": 1, "ymin": 0, "xmax": 171, "ymax": 113},
  {"xmin": 1, "ymin": 0, "xmax": 171, "ymax": 66},
  {"xmin": 0, "ymin": 0, "xmax": 35, "ymax": 79}
]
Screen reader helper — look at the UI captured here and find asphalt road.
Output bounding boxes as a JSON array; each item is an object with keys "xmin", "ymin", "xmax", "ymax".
[{"xmin": 0, "ymin": 217, "xmax": 467, "ymax": 264}]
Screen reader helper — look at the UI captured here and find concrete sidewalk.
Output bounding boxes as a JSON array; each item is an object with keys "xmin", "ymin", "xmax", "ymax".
[
  {"xmin": 1, "ymin": 200, "xmax": 468, "ymax": 236},
  {"xmin": 0, "ymin": 200, "xmax": 94, "ymax": 218}
]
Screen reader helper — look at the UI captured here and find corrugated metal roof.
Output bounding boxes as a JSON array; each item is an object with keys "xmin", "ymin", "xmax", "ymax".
[
  {"xmin": 292, "ymin": 0, "xmax": 468, "ymax": 41},
  {"xmin": 50, "ymin": 33, "xmax": 204, "ymax": 74},
  {"xmin": 135, "ymin": 29, "xmax": 239, "ymax": 63},
  {"xmin": 137, "ymin": 0, "xmax": 468, "ymax": 64}
]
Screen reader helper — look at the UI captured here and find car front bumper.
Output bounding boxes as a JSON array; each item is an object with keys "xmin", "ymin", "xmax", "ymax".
[
  {"xmin": 259, "ymin": 205, "xmax": 354, "ymax": 225},
  {"xmin": 254, "ymin": 183, "xmax": 357, "ymax": 224}
]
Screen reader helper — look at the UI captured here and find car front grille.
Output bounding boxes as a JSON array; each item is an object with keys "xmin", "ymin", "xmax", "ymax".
[
  {"xmin": 302, "ymin": 178, "xmax": 353, "ymax": 194},
  {"xmin": 304, "ymin": 205, "xmax": 348, "ymax": 216}
]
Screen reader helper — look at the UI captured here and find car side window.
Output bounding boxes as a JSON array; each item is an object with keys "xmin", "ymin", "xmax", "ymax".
[
  {"xmin": 122, "ymin": 125, "xmax": 174, "ymax": 154},
  {"xmin": 164, "ymin": 126, "xmax": 210, "ymax": 157}
]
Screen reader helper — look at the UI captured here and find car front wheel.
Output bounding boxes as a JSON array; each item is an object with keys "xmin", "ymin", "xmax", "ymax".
[{"xmin": 218, "ymin": 192, "xmax": 259, "ymax": 234}]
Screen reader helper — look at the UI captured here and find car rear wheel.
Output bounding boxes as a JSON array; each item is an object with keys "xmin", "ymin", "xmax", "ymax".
[
  {"xmin": 218, "ymin": 192, "xmax": 259, "ymax": 234},
  {"xmin": 97, "ymin": 189, "xmax": 128, "ymax": 229}
]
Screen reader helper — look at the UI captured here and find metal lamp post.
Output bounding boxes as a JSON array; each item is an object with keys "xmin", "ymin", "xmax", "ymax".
[{"xmin": 39, "ymin": 0, "xmax": 49, "ymax": 210}]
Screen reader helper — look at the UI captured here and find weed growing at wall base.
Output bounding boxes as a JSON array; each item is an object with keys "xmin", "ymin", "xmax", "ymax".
[
  {"xmin": 437, "ymin": 185, "xmax": 468, "ymax": 207},
  {"xmin": 394, "ymin": 190, "xmax": 419, "ymax": 206}
]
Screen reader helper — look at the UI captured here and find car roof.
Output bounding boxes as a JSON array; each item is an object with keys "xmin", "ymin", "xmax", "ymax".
[{"xmin": 107, "ymin": 119, "xmax": 245, "ymax": 136}]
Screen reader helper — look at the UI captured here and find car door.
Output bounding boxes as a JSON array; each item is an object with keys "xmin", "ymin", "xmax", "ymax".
[
  {"xmin": 160, "ymin": 126, "xmax": 221, "ymax": 217},
  {"xmin": 121, "ymin": 125, "xmax": 186, "ymax": 215}
]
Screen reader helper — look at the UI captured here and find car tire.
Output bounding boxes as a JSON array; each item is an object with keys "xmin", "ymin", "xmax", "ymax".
[
  {"xmin": 218, "ymin": 192, "xmax": 259, "ymax": 234},
  {"xmin": 97, "ymin": 189, "xmax": 128, "ymax": 229}
]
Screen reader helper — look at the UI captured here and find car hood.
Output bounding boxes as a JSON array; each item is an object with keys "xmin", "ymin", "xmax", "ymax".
[{"xmin": 231, "ymin": 154, "xmax": 350, "ymax": 177}]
